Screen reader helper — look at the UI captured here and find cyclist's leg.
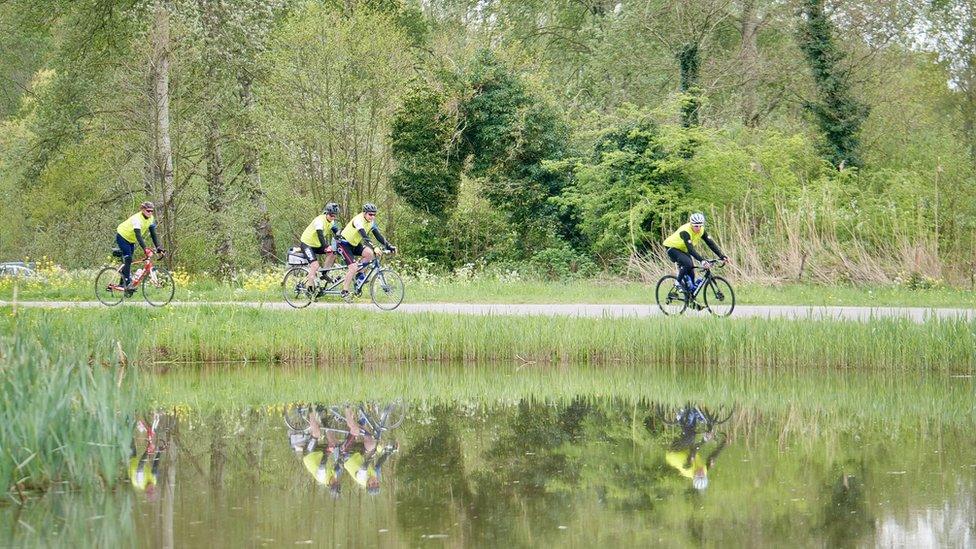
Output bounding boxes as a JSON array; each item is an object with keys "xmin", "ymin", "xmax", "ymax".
[
  {"xmin": 301, "ymin": 243, "xmax": 319, "ymax": 287},
  {"xmin": 667, "ymin": 247, "xmax": 695, "ymax": 291},
  {"xmin": 116, "ymin": 233, "xmax": 135, "ymax": 285},
  {"xmin": 338, "ymin": 242, "xmax": 359, "ymax": 293}
]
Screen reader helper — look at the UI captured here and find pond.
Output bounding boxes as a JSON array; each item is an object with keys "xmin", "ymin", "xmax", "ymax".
[{"xmin": 2, "ymin": 367, "xmax": 974, "ymax": 547}]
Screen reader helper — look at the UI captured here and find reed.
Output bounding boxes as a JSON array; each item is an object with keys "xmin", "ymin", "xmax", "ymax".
[
  {"xmin": 3, "ymin": 306, "xmax": 974, "ymax": 371},
  {"xmin": 0, "ymin": 329, "xmax": 135, "ymax": 494}
]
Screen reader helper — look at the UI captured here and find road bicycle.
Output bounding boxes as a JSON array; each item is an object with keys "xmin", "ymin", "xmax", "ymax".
[
  {"xmin": 655, "ymin": 259, "xmax": 735, "ymax": 316},
  {"xmin": 281, "ymin": 248, "xmax": 404, "ymax": 310},
  {"xmin": 95, "ymin": 250, "xmax": 175, "ymax": 307},
  {"xmin": 284, "ymin": 401, "xmax": 406, "ymax": 442}
]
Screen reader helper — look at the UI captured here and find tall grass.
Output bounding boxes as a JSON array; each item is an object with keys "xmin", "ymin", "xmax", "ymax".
[
  {"xmin": 0, "ymin": 330, "xmax": 135, "ymax": 494},
  {"xmin": 3, "ymin": 306, "xmax": 974, "ymax": 371}
]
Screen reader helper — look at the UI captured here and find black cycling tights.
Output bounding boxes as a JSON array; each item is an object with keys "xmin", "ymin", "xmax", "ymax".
[{"xmin": 667, "ymin": 247, "xmax": 695, "ymax": 288}]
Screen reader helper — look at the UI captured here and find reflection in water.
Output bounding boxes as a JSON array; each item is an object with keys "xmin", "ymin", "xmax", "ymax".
[
  {"xmin": 129, "ymin": 412, "xmax": 177, "ymax": 501},
  {"xmin": 660, "ymin": 404, "xmax": 731, "ymax": 491},
  {"xmin": 285, "ymin": 402, "xmax": 401, "ymax": 497},
  {"xmin": 3, "ymin": 397, "xmax": 975, "ymax": 547}
]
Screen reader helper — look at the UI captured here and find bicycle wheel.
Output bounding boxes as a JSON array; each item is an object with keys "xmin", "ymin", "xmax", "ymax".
[
  {"xmin": 378, "ymin": 401, "xmax": 407, "ymax": 430},
  {"xmin": 369, "ymin": 268, "xmax": 404, "ymax": 310},
  {"xmin": 282, "ymin": 267, "xmax": 313, "ymax": 308},
  {"xmin": 142, "ymin": 267, "xmax": 175, "ymax": 306},
  {"xmin": 94, "ymin": 266, "xmax": 126, "ymax": 306},
  {"xmin": 702, "ymin": 276, "xmax": 735, "ymax": 317},
  {"xmin": 655, "ymin": 275, "xmax": 688, "ymax": 316},
  {"xmin": 283, "ymin": 404, "xmax": 310, "ymax": 431}
]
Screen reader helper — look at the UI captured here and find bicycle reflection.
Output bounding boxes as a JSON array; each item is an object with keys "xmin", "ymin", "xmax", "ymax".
[
  {"xmin": 285, "ymin": 401, "xmax": 404, "ymax": 497},
  {"xmin": 658, "ymin": 404, "xmax": 731, "ymax": 491},
  {"xmin": 129, "ymin": 411, "xmax": 177, "ymax": 501}
]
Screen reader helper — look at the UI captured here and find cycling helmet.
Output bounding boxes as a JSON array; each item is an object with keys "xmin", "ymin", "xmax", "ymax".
[
  {"xmin": 690, "ymin": 212, "xmax": 705, "ymax": 226},
  {"xmin": 363, "ymin": 203, "xmax": 378, "ymax": 214},
  {"xmin": 693, "ymin": 474, "xmax": 709, "ymax": 491},
  {"xmin": 323, "ymin": 202, "xmax": 340, "ymax": 215},
  {"xmin": 140, "ymin": 201, "xmax": 155, "ymax": 211}
]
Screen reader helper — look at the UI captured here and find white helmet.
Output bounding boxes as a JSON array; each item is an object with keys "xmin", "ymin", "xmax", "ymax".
[
  {"xmin": 693, "ymin": 475, "xmax": 709, "ymax": 491},
  {"xmin": 690, "ymin": 212, "xmax": 705, "ymax": 226}
]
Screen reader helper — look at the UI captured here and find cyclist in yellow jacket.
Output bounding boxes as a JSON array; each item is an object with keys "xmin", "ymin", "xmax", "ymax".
[
  {"xmin": 299, "ymin": 202, "xmax": 342, "ymax": 291},
  {"xmin": 337, "ymin": 203, "xmax": 396, "ymax": 301},
  {"xmin": 116, "ymin": 201, "xmax": 163, "ymax": 289},
  {"xmin": 663, "ymin": 212, "xmax": 730, "ymax": 293}
]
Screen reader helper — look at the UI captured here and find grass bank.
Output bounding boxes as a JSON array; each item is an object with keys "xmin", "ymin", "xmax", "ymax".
[
  {"xmin": 3, "ymin": 306, "xmax": 974, "ymax": 371},
  {"xmin": 2, "ymin": 271, "xmax": 974, "ymax": 307},
  {"xmin": 0, "ymin": 331, "xmax": 135, "ymax": 494}
]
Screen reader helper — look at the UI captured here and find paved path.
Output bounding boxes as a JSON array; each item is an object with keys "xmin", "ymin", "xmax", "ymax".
[{"xmin": 1, "ymin": 300, "xmax": 973, "ymax": 323}]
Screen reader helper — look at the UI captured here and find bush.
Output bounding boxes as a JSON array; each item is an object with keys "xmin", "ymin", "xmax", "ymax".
[{"xmin": 528, "ymin": 245, "xmax": 598, "ymax": 281}]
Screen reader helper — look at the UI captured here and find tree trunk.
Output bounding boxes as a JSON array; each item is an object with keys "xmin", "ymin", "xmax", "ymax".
[
  {"xmin": 738, "ymin": 0, "xmax": 760, "ymax": 127},
  {"xmin": 678, "ymin": 43, "xmax": 702, "ymax": 127},
  {"xmin": 965, "ymin": 76, "xmax": 975, "ymax": 165},
  {"xmin": 206, "ymin": 114, "xmax": 235, "ymax": 278},
  {"xmin": 239, "ymin": 74, "xmax": 277, "ymax": 263},
  {"xmin": 150, "ymin": 0, "xmax": 176, "ymax": 251}
]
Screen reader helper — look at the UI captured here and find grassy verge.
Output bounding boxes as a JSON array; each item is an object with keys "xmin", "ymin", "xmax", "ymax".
[
  {"xmin": 2, "ymin": 273, "xmax": 974, "ymax": 307},
  {"xmin": 3, "ymin": 306, "xmax": 974, "ymax": 371},
  {"xmin": 1, "ymin": 330, "xmax": 135, "ymax": 494}
]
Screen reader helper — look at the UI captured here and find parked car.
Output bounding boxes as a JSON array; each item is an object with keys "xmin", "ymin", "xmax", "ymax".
[{"xmin": 0, "ymin": 262, "xmax": 36, "ymax": 278}]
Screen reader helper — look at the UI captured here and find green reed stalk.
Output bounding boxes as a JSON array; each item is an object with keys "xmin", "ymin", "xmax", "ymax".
[
  {"xmin": 2, "ymin": 306, "xmax": 974, "ymax": 371},
  {"xmin": 0, "ymin": 329, "xmax": 135, "ymax": 494}
]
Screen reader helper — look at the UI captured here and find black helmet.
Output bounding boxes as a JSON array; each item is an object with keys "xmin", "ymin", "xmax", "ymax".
[
  {"xmin": 363, "ymin": 203, "xmax": 378, "ymax": 213},
  {"xmin": 323, "ymin": 202, "xmax": 340, "ymax": 215}
]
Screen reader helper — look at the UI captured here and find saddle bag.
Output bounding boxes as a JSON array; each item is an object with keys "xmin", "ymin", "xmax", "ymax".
[{"xmin": 287, "ymin": 246, "xmax": 309, "ymax": 265}]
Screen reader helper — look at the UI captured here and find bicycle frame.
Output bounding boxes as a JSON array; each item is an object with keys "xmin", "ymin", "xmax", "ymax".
[
  {"xmin": 307, "ymin": 255, "xmax": 384, "ymax": 299},
  {"xmin": 684, "ymin": 260, "xmax": 724, "ymax": 300},
  {"xmin": 111, "ymin": 252, "xmax": 164, "ymax": 289}
]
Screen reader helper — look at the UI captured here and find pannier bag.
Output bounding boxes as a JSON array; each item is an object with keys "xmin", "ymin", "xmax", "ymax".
[{"xmin": 287, "ymin": 246, "xmax": 309, "ymax": 266}]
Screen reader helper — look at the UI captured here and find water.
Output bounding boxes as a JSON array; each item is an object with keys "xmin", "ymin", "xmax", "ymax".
[{"xmin": 3, "ymin": 391, "xmax": 974, "ymax": 548}]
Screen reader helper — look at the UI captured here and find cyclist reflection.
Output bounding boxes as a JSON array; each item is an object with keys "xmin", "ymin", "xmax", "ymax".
[
  {"xmin": 661, "ymin": 404, "xmax": 731, "ymax": 491},
  {"xmin": 129, "ymin": 412, "xmax": 175, "ymax": 501},
  {"xmin": 285, "ymin": 401, "xmax": 403, "ymax": 497}
]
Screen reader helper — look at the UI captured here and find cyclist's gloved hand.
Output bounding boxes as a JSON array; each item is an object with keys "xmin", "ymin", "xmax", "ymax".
[
  {"xmin": 155, "ymin": 247, "xmax": 165, "ymax": 255},
  {"xmin": 386, "ymin": 244, "xmax": 397, "ymax": 253},
  {"xmin": 144, "ymin": 248, "xmax": 154, "ymax": 257}
]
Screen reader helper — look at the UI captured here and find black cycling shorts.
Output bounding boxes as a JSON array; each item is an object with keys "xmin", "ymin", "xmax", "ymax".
[
  {"xmin": 301, "ymin": 242, "xmax": 330, "ymax": 262},
  {"xmin": 337, "ymin": 241, "xmax": 365, "ymax": 265}
]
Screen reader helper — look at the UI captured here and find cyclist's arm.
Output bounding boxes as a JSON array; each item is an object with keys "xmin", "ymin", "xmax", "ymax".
[
  {"xmin": 370, "ymin": 226, "xmax": 391, "ymax": 250},
  {"xmin": 356, "ymin": 227, "xmax": 376, "ymax": 250},
  {"xmin": 133, "ymin": 228, "xmax": 149, "ymax": 251},
  {"xmin": 316, "ymin": 229, "xmax": 328, "ymax": 248},
  {"xmin": 701, "ymin": 232, "xmax": 726, "ymax": 260},
  {"xmin": 148, "ymin": 224, "xmax": 161, "ymax": 249},
  {"xmin": 330, "ymin": 222, "xmax": 341, "ymax": 238},
  {"xmin": 680, "ymin": 231, "xmax": 705, "ymax": 261}
]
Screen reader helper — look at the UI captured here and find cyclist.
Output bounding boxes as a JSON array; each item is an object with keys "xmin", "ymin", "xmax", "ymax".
[
  {"xmin": 337, "ymin": 203, "xmax": 396, "ymax": 301},
  {"xmin": 116, "ymin": 201, "xmax": 163, "ymax": 289},
  {"xmin": 663, "ymin": 212, "xmax": 730, "ymax": 294},
  {"xmin": 300, "ymin": 202, "xmax": 342, "ymax": 291}
]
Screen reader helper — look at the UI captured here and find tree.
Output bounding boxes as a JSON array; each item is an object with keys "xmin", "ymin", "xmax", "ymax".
[
  {"xmin": 796, "ymin": 0, "xmax": 870, "ymax": 168},
  {"xmin": 925, "ymin": 0, "xmax": 976, "ymax": 164},
  {"xmin": 389, "ymin": 85, "xmax": 463, "ymax": 216},
  {"xmin": 635, "ymin": 0, "xmax": 734, "ymax": 127}
]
